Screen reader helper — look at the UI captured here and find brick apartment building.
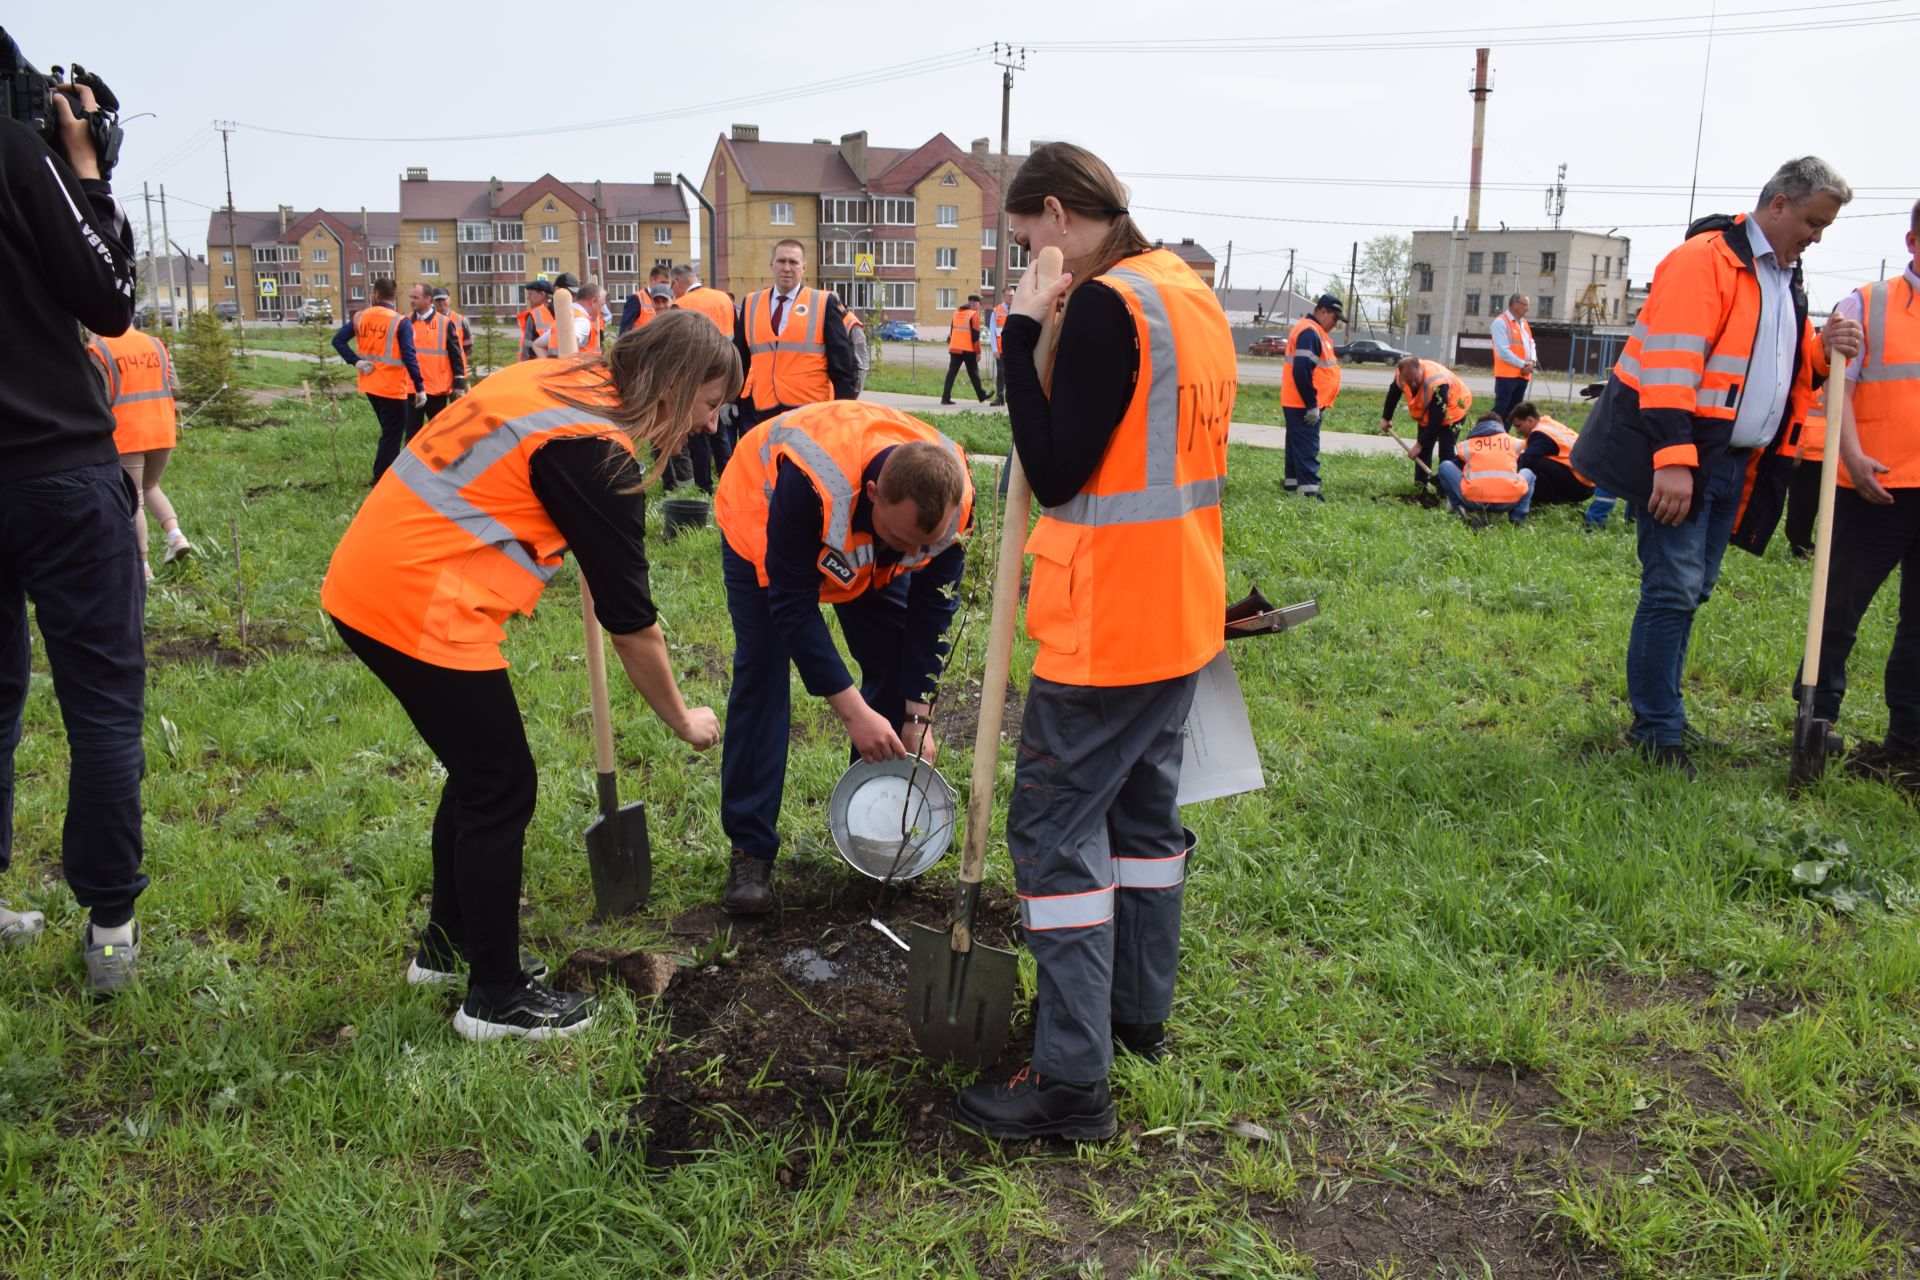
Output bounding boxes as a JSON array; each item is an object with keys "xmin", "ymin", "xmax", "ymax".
[
  {"xmin": 396, "ymin": 169, "xmax": 688, "ymax": 322},
  {"xmin": 204, "ymin": 207, "xmax": 400, "ymax": 322},
  {"xmin": 702, "ymin": 126, "xmax": 1034, "ymax": 329}
]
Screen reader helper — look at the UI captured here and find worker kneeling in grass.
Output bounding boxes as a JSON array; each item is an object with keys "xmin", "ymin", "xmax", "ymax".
[
  {"xmin": 951, "ymin": 143, "xmax": 1235, "ymax": 1143},
  {"xmin": 1436, "ymin": 412, "xmax": 1536, "ymax": 525},
  {"xmin": 321, "ymin": 312, "xmax": 733, "ymax": 1042},
  {"xmin": 712, "ymin": 401, "xmax": 973, "ymax": 916},
  {"xmin": 1508, "ymin": 402, "xmax": 1595, "ymax": 507}
]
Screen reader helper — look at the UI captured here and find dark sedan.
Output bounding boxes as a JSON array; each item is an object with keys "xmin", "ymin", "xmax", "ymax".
[{"xmin": 1333, "ymin": 339, "xmax": 1409, "ymax": 364}]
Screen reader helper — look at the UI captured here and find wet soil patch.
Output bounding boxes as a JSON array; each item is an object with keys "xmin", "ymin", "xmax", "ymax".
[
  {"xmin": 148, "ymin": 631, "xmax": 309, "ymax": 668},
  {"xmin": 614, "ymin": 872, "xmax": 1028, "ymax": 1167},
  {"xmin": 1376, "ymin": 490, "xmax": 1442, "ymax": 509}
]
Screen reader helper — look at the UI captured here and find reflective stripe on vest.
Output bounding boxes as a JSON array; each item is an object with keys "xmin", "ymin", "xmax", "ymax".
[
  {"xmin": 743, "ymin": 288, "xmax": 830, "ymax": 409},
  {"xmin": 1019, "ymin": 884, "xmax": 1115, "ymax": 931},
  {"xmin": 387, "ymin": 404, "xmax": 620, "ymax": 585},
  {"xmin": 1862, "ymin": 276, "xmax": 1920, "ymax": 383},
  {"xmin": 1846, "ymin": 277, "xmax": 1920, "ymax": 488},
  {"xmin": 1280, "ymin": 315, "xmax": 1341, "ymax": 410},
  {"xmin": 1402, "ymin": 360, "xmax": 1470, "ymax": 426},
  {"xmin": 92, "ymin": 332, "xmax": 178, "ymax": 451},
  {"xmin": 1113, "ymin": 850, "xmax": 1187, "ymax": 890},
  {"xmin": 756, "ymin": 418, "xmax": 967, "ymax": 569},
  {"xmin": 1045, "ymin": 263, "xmax": 1221, "ymax": 529},
  {"xmin": 1492, "ymin": 314, "xmax": 1533, "ymax": 377},
  {"xmin": 358, "ymin": 307, "xmax": 405, "ymax": 365}
]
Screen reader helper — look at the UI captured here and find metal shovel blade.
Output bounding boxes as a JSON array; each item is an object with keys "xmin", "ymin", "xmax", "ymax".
[
  {"xmin": 906, "ymin": 921, "xmax": 1018, "ymax": 1069},
  {"xmin": 1789, "ymin": 710, "xmax": 1838, "ymax": 790},
  {"xmin": 585, "ymin": 792, "xmax": 652, "ymax": 920}
]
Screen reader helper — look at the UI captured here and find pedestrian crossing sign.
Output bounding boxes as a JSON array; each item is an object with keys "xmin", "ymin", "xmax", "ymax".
[
  {"xmin": 854, "ymin": 253, "xmax": 875, "ymax": 277},
  {"xmin": 258, "ymin": 277, "xmax": 277, "ymax": 296}
]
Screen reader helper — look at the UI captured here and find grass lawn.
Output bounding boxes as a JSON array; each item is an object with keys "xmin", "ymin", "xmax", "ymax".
[{"xmin": 3, "ymin": 397, "xmax": 1917, "ymax": 1278}]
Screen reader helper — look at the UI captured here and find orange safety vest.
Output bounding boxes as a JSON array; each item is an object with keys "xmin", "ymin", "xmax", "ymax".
[
  {"xmin": 1024, "ymin": 248, "xmax": 1234, "ymax": 687},
  {"xmin": 1455, "ymin": 430, "xmax": 1531, "ymax": 504},
  {"xmin": 1398, "ymin": 359, "xmax": 1472, "ymax": 428},
  {"xmin": 741, "ymin": 287, "xmax": 831, "ymax": 411},
  {"xmin": 321, "ymin": 360, "xmax": 633, "ymax": 670},
  {"xmin": 675, "ymin": 285, "xmax": 736, "ymax": 336},
  {"xmin": 1842, "ymin": 274, "xmax": 1920, "ymax": 490},
  {"xmin": 411, "ymin": 311, "xmax": 454, "ymax": 396},
  {"xmin": 1279, "ymin": 315, "xmax": 1342, "ymax": 410},
  {"xmin": 991, "ymin": 304, "xmax": 1008, "ymax": 357},
  {"xmin": 1612, "ymin": 212, "xmax": 1810, "ymax": 471},
  {"xmin": 1528, "ymin": 416, "xmax": 1591, "ymax": 485},
  {"xmin": 948, "ymin": 308, "xmax": 980, "ymax": 355},
  {"xmin": 1492, "ymin": 312, "xmax": 1535, "ymax": 379},
  {"xmin": 89, "ymin": 331, "xmax": 177, "ymax": 453},
  {"xmin": 517, "ymin": 304, "xmax": 554, "ymax": 361},
  {"xmin": 442, "ymin": 309, "xmax": 471, "ymax": 359},
  {"xmin": 354, "ymin": 304, "xmax": 411, "ymax": 398},
  {"xmin": 715, "ymin": 401, "xmax": 973, "ymax": 604},
  {"xmin": 586, "ymin": 305, "xmax": 604, "ymax": 354}
]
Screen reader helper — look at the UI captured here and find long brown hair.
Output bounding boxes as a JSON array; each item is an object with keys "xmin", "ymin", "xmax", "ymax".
[
  {"xmin": 1004, "ymin": 142, "xmax": 1152, "ymax": 285},
  {"xmin": 557, "ymin": 308, "xmax": 743, "ymax": 489}
]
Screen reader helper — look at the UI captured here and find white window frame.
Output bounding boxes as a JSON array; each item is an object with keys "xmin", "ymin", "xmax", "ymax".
[
  {"xmin": 936, "ymin": 246, "xmax": 957, "ymax": 271},
  {"xmin": 653, "ymin": 226, "xmax": 672, "ymax": 245},
  {"xmin": 654, "ymin": 257, "xmax": 673, "ymax": 270},
  {"xmin": 370, "ymin": 245, "xmax": 395, "ymax": 265},
  {"xmin": 220, "ymin": 250, "xmax": 234, "ymax": 264},
  {"xmin": 418, "ymin": 226, "xmax": 439, "ymax": 244},
  {"xmin": 541, "ymin": 257, "xmax": 561, "ymax": 274},
  {"xmin": 540, "ymin": 225, "xmax": 559, "ymax": 243},
  {"xmin": 936, "ymin": 204, "xmax": 959, "ymax": 228},
  {"xmin": 936, "ymin": 288, "xmax": 958, "ymax": 311},
  {"xmin": 874, "ymin": 198, "xmax": 916, "ymax": 226},
  {"xmin": 881, "ymin": 281, "xmax": 915, "ymax": 310},
  {"xmin": 223, "ymin": 274, "xmax": 234, "ymax": 289},
  {"xmin": 1491, "ymin": 251, "xmax": 1507, "ymax": 275},
  {"xmin": 878, "ymin": 240, "xmax": 916, "ymax": 268},
  {"xmin": 606, "ymin": 252, "xmax": 637, "ymax": 274},
  {"xmin": 351, "ymin": 262, "xmax": 364, "ymax": 277},
  {"xmin": 1540, "ymin": 252, "xmax": 1558, "ymax": 274},
  {"xmin": 463, "ymin": 253, "xmax": 492, "ymax": 275},
  {"xmin": 314, "ymin": 273, "xmax": 329, "ymax": 287},
  {"xmin": 824, "ymin": 239, "xmax": 873, "ymax": 268},
  {"xmin": 498, "ymin": 252, "xmax": 525, "ymax": 275},
  {"xmin": 419, "ymin": 258, "xmax": 440, "ymax": 277},
  {"xmin": 829, "ymin": 279, "xmax": 875, "ymax": 310},
  {"xmin": 312, "ymin": 248, "xmax": 329, "ymax": 263},
  {"xmin": 351, "ymin": 285, "xmax": 366, "ymax": 302},
  {"xmin": 458, "ymin": 222, "xmax": 491, "ymax": 243},
  {"xmin": 606, "ymin": 222, "xmax": 636, "ymax": 243},
  {"xmin": 823, "ymin": 197, "xmax": 867, "ymax": 225},
  {"xmin": 1465, "ymin": 292, "xmax": 1481, "ymax": 316},
  {"xmin": 1005, "ymin": 243, "xmax": 1030, "ymax": 270},
  {"xmin": 769, "ymin": 201, "xmax": 796, "ymax": 226},
  {"xmin": 982, "ymin": 269, "xmax": 994, "ymax": 289},
  {"xmin": 1539, "ymin": 295, "xmax": 1555, "ymax": 318},
  {"xmin": 982, "ymin": 228, "xmax": 997, "ymax": 249},
  {"xmin": 494, "ymin": 220, "xmax": 523, "ymax": 242}
]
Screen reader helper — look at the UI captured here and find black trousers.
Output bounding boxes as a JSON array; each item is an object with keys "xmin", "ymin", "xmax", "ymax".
[
  {"xmin": 942, "ymin": 353, "xmax": 986, "ymax": 402},
  {"xmin": 1530, "ymin": 459, "xmax": 1594, "ymax": 506},
  {"xmin": 1413, "ymin": 419, "xmax": 1460, "ymax": 489},
  {"xmin": 367, "ymin": 394, "xmax": 410, "ymax": 484},
  {"xmin": 1783, "ymin": 458, "xmax": 1822, "ymax": 556},
  {"xmin": 405, "ymin": 392, "xmax": 450, "ymax": 442},
  {"xmin": 1801, "ymin": 487, "xmax": 1920, "ymax": 746},
  {"xmin": 332, "ymin": 617, "xmax": 536, "ymax": 990},
  {"xmin": 0, "ymin": 462, "xmax": 147, "ymax": 928}
]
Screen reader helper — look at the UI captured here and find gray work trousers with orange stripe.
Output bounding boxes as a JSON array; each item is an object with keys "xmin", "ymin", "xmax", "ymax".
[{"xmin": 1008, "ymin": 671, "xmax": 1198, "ymax": 1083}]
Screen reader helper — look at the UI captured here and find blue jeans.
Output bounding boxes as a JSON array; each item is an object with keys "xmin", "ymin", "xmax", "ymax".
[
  {"xmin": 1626, "ymin": 448, "xmax": 1750, "ymax": 746},
  {"xmin": 1282, "ymin": 406, "xmax": 1321, "ymax": 493},
  {"xmin": 1436, "ymin": 462, "xmax": 1536, "ymax": 520},
  {"xmin": 718, "ymin": 540, "xmax": 907, "ymax": 860},
  {"xmin": 0, "ymin": 462, "xmax": 148, "ymax": 927},
  {"xmin": 1585, "ymin": 487, "xmax": 1637, "ymax": 527}
]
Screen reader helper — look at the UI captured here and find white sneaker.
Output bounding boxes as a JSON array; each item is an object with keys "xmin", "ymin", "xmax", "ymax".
[
  {"xmin": 163, "ymin": 532, "xmax": 194, "ymax": 564},
  {"xmin": 1, "ymin": 900, "xmax": 45, "ymax": 948}
]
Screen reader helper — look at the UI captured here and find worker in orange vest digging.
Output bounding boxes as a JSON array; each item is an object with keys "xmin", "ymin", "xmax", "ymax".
[
  {"xmin": 1508, "ymin": 402, "xmax": 1594, "ymax": 507},
  {"xmin": 1435, "ymin": 413, "xmax": 1536, "ymax": 525},
  {"xmin": 1381, "ymin": 355, "xmax": 1472, "ymax": 495}
]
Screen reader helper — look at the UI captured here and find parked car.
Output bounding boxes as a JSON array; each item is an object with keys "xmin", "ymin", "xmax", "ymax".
[
  {"xmin": 215, "ymin": 300, "xmax": 239, "ymax": 321},
  {"xmin": 1333, "ymin": 339, "xmax": 1410, "ymax": 364},
  {"xmin": 299, "ymin": 298, "xmax": 334, "ymax": 325},
  {"xmin": 134, "ymin": 305, "xmax": 175, "ymax": 329},
  {"xmin": 876, "ymin": 320, "xmax": 918, "ymax": 342},
  {"xmin": 1246, "ymin": 335, "xmax": 1286, "ymax": 356}
]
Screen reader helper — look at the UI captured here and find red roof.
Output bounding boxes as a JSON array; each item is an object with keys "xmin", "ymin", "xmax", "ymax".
[
  {"xmin": 203, "ymin": 208, "xmax": 398, "ymax": 248},
  {"xmin": 399, "ymin": 176, "xmax": 687, "ymax": 222}
]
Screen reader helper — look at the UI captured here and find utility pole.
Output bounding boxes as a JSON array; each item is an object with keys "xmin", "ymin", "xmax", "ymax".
[
  {"xmin": 1348, "ymin": 241, "xmax": 1360, "ymax": 335},
  {"xmin": 1440, "ymin": 216, "xmax": 1463, "ymax": 362},
  {"xmin": 1283, "ymin": 249, "xmax": 1295, "ymax": 321},
  {"xmin": 1219, "ymin": 240, "xmax": 1232, "ymax": 294},
  {"xmin": 1466, "ymin": 48, "xmax": 1492, "ymax": 232},
  {"xmin": 216, "ymin": 121, "xmax": 245, "ymax": 349},
  {"xmin": 987, "ymin": 43, "xmax": 1027, "ymax": 307},
  {"xmin": 141, "ymin": 182, "xmax": 161, "ymax": 319},
  {"xmin": 169, "ymin": 239, "xmax": 195, "ymax": 316},
  {"xmin": 159, "ymin": 185, "xmax": 180, "ymax": 330}
]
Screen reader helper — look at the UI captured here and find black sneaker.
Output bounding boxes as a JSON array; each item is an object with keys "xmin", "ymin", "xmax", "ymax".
[
  {"xmin": 1639, "ymin": 742, "xmax": 1697, "ymax": 782},
  {"xmin": 954, "ymin": 1066, "xmax": 1117, "ymax": 1142},
  {"xmin": 722, "ymin": 851, "xmax": 774, "ymax": 915},
  {"xmin": 406, "ymin": 930, "xmax": 549, "ymax": 986},
  {"xmin": 453, "ymin": 977, "xmax": 598, "ymax": 1043},
  {"xmin": 939, "ymin": 399, "xmax": 956, "ymax": 406},
  {"xmin": 1112, "ymin": 1021, "xmax": 1166, "ymax": 1062}
]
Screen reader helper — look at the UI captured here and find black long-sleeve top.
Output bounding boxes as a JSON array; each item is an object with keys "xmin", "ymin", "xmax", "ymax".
[
  {"xmin": 526, "ymin": 436, "xmax": 657, "ymax": 634},
  {"xmin": 1001, "ymin": 281, "xmax": 1140, "ymax": 508},
  {"xmin": 763, "ymin": 447, "xmax": 965, "ymax": 703},
  {"xmin": 1, "ymin": 118, "xmax": 138, "ymax": 478},
  {"xmin": 731, "ymin": 288, "xmax": 859, "ymax": 410}
]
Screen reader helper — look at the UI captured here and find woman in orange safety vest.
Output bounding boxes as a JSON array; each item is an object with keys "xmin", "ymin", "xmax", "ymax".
[
  {"xmin": 88, "ymin": 324, "xmax": 193, "ymax": 579},
  {"xmin": 950, "ymin": 143, "xmax": 1235, "ymax": 1143},
  {"xmin": 320, "ymin": 312, "xmax": 738, "ymax": 1042}
]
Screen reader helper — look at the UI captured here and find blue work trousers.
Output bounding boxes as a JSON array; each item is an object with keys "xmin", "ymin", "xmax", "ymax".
[{"xmin": 1282, "ymin": 406, "xmax": 1321, "ymax": 494}]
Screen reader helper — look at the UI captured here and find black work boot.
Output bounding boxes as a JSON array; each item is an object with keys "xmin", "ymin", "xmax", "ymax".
[
  {"xmin": 953, "ymin": 1065, "xmax": 1117, "ymax": 1142},
  {"xmin": 1639, "ymin": 742, "xmax": 1697, "ymax": 782},
  {"xmin": 1112, "ymin": 1021, "xmax": 1167, "ymax": 1062},
  {"xmin": 722, "ymin": 851, "xmax": 774, "ymax": 915}
]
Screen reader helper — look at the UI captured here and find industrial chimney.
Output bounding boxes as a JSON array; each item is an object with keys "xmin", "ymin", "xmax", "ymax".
[{"xmin": 1467, "ymin": 48, "xmax": 1492, "ymax": 232}]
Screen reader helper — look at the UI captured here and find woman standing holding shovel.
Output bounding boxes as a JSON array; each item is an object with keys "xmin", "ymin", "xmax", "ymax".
[
  {"xmin": 952, "ymin": 144, "xmax": 1237, "ymax": 1140},
  {"xmin": 321, "ymin": 312, "xmax": 734, "ymax": 1042}
]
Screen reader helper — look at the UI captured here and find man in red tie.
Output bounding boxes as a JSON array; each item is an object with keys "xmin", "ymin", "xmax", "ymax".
[{"xmin": 732, "ymin": 239, "xmax": 859, "ymax": 434}]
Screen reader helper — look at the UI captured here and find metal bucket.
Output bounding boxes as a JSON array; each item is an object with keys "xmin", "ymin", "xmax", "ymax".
[
  {"xmin": 828, "ymin": 757, "xmax": 957, "ymax": 881},
  {"xmin": 661, "ymin": 497, "xmax": 710, "ymax": 540}
]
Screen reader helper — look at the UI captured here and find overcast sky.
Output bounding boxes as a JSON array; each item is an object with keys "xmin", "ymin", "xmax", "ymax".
[{"xmin": 18, "ymin": 2, "xmax": 1915, "ymax": 310}]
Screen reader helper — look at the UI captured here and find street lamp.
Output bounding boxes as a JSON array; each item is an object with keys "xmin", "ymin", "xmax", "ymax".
[{"xmin": 818, "ymin": 223, "xmax": 874, "ymax": 319}]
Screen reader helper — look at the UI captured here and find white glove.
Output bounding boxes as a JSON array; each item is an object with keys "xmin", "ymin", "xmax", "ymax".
[
  {"xmin": 412, "ymin": 392, "xmax": 428, "ymax": 409},
  {"xmin": 1303, "ymin": 408, "xmax": 1323, "ymax": 428},
  {"xmin": 718, "ymin": 404, "xmax": 738, "ymax": 428},
  {"xmin": 356, "ymin": 360, "xmax": 375, "ymax": 375}
]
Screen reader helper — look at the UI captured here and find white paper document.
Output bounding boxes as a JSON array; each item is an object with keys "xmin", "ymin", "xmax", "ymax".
[{"xmin": 1176, "ymin": 650, "xmax": 1266, "ymax": 806}]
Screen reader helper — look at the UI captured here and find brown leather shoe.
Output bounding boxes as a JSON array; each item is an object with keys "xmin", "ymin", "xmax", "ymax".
[{"xmin": 722, "ymin": 851, "xmax": 774, "ymax": 915}]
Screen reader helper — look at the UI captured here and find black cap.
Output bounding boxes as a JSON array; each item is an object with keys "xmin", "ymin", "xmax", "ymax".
[
  {"xmin": 552, "ymin": 272, "xmax": 582, "ymax": 293},
  {"xmin": 430, "ymin": 287, "xmax": 450, "ymax": 300},
  {"xmin": 647, "ymin": 284, "xmax": 673, "ymax": 300},
  {"xmin": 1315, "ymin": 293, "xmax": 1344, "ymax": 316},
  {"xmin": 525, "ymin": 279, "xmax": 552, "ymax": 294},
  {"xmin": 967, "ymin": 294, "xmax": 981, "ymax": 303}
]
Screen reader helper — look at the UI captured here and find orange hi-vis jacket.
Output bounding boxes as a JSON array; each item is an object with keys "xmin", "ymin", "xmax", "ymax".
[
  {"xmin": 1455, "ymin": 428, "xmax": 1531, "ymax": 504},
  {"xmin": 1843, "ymin": 274, "xmax": 1920, "ymax": 490},
  {"xmin": 1528, "ymin": 416, "xmax": 1590, "ymax": 484},
  {"xmin": 674, "ymin": 285, "xmax": 736, "ymax": 336},
  {"xmin": 321, "ymin": 360, "xmax": 632, "ymax": 670},
  {"xmin": 715, "ymin": 400, "xmax": 973, "ymax": 605},
  {"xmin": 517, "ymin": 304, "xmax": 554, "ymax": 361},
  {"xmin": 1025, "ymin": 247, "xmax": 1234, "ymax": 687},
  {"xmin": 411, "ymin": 311, "xmax": 455, "ymax": 396},
  {"xmin": 586, "ymin": 305, "xmax": 604, "ymax": 354},
  {"xmin": 89, "ymin": 331, "xmax": 177, "ymax": 453},
  {"xmin": 1280, "ymin": 315, "xmax": 1341, "ymax": 411},
  {"xmin": 948, "ymin": 307, "xmax": 980, "ymax": 355},
  {"xmin": 1492, "ymin": 312, "xmax": 1535, "ymax": 378},
  {"xmin": 742, "ymin": 287, "xmax": 831, "ymax": 411},
  {"xmin": 355, "ymin": 304, "xmax": 411, "ymax": 398},
  {"xmin": 1398, "ymin": 359, "xmax": 1472, "ymax": 428},
  {"xmin": 992, "ymin": 304, "xmax": 1007, "ymax": 356}
]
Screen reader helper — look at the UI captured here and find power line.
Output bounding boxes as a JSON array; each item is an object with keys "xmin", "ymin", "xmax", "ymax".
[{"xmin": 1117, "ymin": 171, "xmax": 1913, "ymax": 199}]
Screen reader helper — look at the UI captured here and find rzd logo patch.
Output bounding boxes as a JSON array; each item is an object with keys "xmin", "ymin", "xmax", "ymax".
[{"xmin": 817, "ymin": 547, "xmax": 857, "ymax": 586}]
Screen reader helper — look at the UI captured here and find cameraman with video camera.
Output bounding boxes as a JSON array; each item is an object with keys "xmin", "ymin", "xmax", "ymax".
[{"xmin": 0, "ymin": 31, "xmax": 147, "ymax": 994}]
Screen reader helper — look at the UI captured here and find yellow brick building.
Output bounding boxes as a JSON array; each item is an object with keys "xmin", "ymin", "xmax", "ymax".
[{"xmin": 202, "ymin": 206, "xmax": 400, "ymax": 323}]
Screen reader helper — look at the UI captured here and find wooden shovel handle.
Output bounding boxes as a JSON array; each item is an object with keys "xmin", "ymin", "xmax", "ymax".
[
  {"xmin": 550, "ymin": 287, "xmax": 617, "ymax": 775},
  {"xmin": 1799, "ymin": 375, "xmax": 1848, "ymax": 686}
]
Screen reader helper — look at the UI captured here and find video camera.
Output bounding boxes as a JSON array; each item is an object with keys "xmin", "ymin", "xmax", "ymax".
[{"xmin": 0, "ymin": 27, "xmax": 122, "ymax": 179}]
